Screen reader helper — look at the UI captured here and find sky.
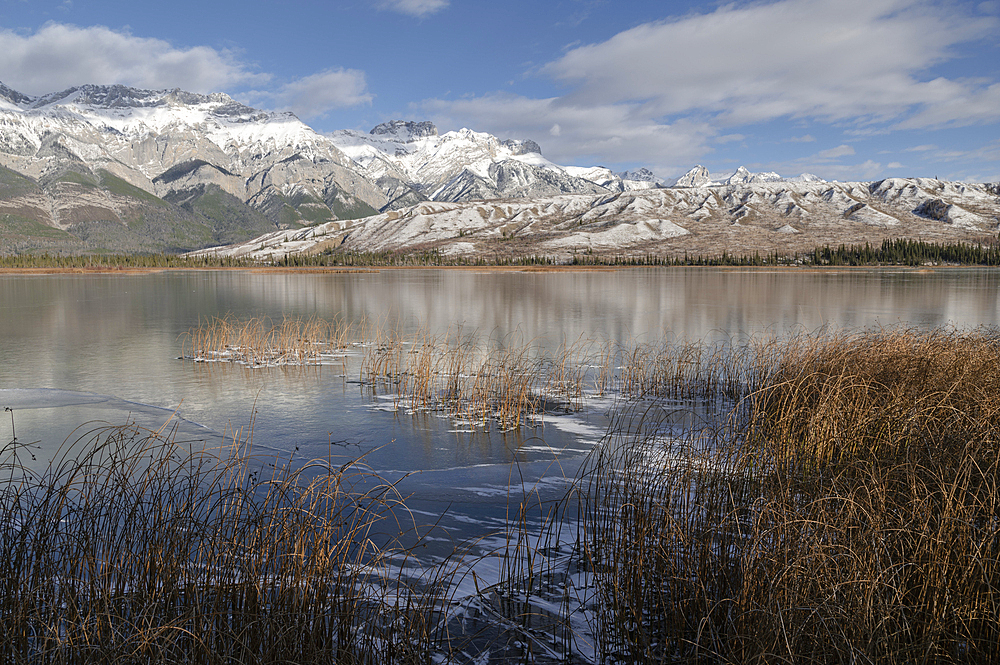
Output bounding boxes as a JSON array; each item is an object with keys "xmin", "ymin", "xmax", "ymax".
[{"xmin": 0, "ymin": 0, "xmax": 998, "ymax": 182}]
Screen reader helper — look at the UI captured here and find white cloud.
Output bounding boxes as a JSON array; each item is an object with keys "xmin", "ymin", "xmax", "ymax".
[
  {"xmin": 815, "ymin": 144, "xmax": 856, "ymax": 160},
  {"xmin": 895, "ymin": 82, "xmax": 1000, "ymax": 129},
  {"xmin": 544, "ymin": 0, "xmax": 997, "ymax": 126},
  {"xmin": 961, "ymin": 172, "xmax": 1000, "ymax": 183},
  {"xmin": 254, "ymin": 69, "xmax": 373, "ymax": 119},
  {"xmin": 776, "ymin": 158, "xmax": 886, "ymax": 181},
  {"xmin": 931, "ymin": 140, "xmax": 1000, "ymax": 163},
  {"xmin": 0, "ymin": 23, "xmax": 372, "ymax": 121},
  {"xmin": 424, "ymin": 0, "xmax": 998, "ymax": 175},
  {"xmin": 888, "ymin": 161, "xmax": 905, "ymax": 168},
  {"xmin": 376, "ymin": 0, "xmax": 449, "ymax": 17},
  {"xmin": 822, "ymin": 160, "xmax": 885, "ymax": 181},
  {"xmin": 421, "ymin": 93, "xmax": 716, "ymax": 172},
  {"xmin": 0, "ymin": 23, "xmax": 266, "ymax": 95}
]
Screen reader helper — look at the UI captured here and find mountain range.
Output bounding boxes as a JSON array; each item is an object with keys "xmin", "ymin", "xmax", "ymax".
[
  {"xmin": 328, "ymin": 120, "xmax": 665, "ymax": 209},
  {"xmin": 0, "ymin": 82, "xmax": 996, "ymax": 258},
  {"xmin": 189, "ymin": 177, "xmax": 1000, "ymax": 263}
]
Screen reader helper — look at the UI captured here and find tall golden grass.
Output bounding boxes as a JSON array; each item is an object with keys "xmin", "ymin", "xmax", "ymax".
[
  {"xmin": 510, "ymin": 327, "xmax": 1000, "ymax": 663},
  {"xmin": 171, "ymin": 322, "xmax": 1000, "ymax": 662},
  {"xmin": 0, "ymin": 419, "xmax": 469, "ymax": 664}
]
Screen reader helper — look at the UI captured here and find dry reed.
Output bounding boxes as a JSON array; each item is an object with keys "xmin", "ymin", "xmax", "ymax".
[
  {"xmin": 184, "ymin": 316, "xmax": 750, "ymax": 431},
  {"xmin": 0, "ymin": 418, "xmax": 470, "ymax": 664},
  {"xmin": 179, "ymin": 317, "xmax": 1000, "ymax": 662},
  {"xmin": 499, "ymin": 326, "xmax": 1000, "ymax": 663},
  {"xmin": 180, "ymin": 314, "xmax": 354, "ymax": 366}
]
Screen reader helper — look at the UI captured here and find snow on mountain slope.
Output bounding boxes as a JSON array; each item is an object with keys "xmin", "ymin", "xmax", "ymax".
[
  {"xmin": 675, "ymin": 165, "xmax": 822, "ymax": 188},
  {"xmin": 329, "ymin": 121, "xmax": 663, "ymax": 208},
  {"xmin": 0, "ymin": 83, "xmax": 385, "ymax": 229},
  {"xmin": 191, "ymin": 177, "xmax": 1000, "ymax": 262},
  {"xmin": 2, "ymin": 85, "xmax": 345, "ymax": 175}
]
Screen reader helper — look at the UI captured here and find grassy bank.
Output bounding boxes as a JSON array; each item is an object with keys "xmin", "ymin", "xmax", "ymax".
[
  {"xmin": 0, "ymin": 419, "xmax": 469, "ymax": 664},
  {"xmin": 5, "ymin": 327, "xmax": 1000, "ymax": 662},
  {"xmin": 549, "ymin": 327, "xmax": 1000, "ymax": 663}
]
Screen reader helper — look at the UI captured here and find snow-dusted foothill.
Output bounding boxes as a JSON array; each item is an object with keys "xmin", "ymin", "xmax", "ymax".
[{"xmin": 190, "ymin": 177, "xmax": 1000, "ymax": 262}]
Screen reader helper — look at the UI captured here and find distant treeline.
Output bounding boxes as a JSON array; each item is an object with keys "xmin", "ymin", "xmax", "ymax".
[
  {"xmin": 807, "ymin": 238, "xmax": 1000, "ymax": 266},
  {"xmin": 2, "ymin": 238, "xmax": 1000, "ymax": 269},
  {"xmin": 565, "ymin": 238, "xmax": 1000, "ymax": 267},
  {"xmin": 0, "ymin": 252, "xmax": 248, "ymax": 269}
]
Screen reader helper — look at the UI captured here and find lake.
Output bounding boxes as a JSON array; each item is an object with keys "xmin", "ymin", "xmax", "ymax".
[{"xmin": 2, "ymin": 266, "xmax": 999, "ymax": 556}]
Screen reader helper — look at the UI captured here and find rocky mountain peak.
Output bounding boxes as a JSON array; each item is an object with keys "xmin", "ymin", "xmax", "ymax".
[
  {"xmin": 789, "ymin": 173, "xmax": 823, "ymax": 183},
  {"xmin": 617, "ymin": 167, "xmax": 661, "ymax": 183},
  {"xmin": 159, "ymin": 88, "xmax": 215, "ymax": 107},
  {"xmin": 675, "ymin": 165, "xmax": 711, "ymax": 188},
  {"xmin": 501, "ymin": 138, "xmax": 542, "ymax": 156},
  {"xmin": 728, "ymin": 166, "xmax": 753, "ymax": 184},
  {"xmin": 370, "ymin": 120, "xmax": 439, "ymax": 142},
  {"xmin": 32, "ymin": 84, "xmax": 165, "ymax": 109},
  {"xmin": 25, "ymin": 85, "xmax": 251, "ymax": 113},
  {"xmin": 81, "ymin": 85, "xmax": 164, "ymax": 108},
  {"xmin": 0, "ymin": 82, "xmax": 33, "ymax": 106},
  {"xmin": 674, "ymin": 165, "xmax": 811, "ymax": 187}
]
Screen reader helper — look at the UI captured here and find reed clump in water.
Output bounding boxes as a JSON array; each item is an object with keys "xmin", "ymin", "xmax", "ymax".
[
  {"xmin": 359, "ymin": 327, "xmax": 553, "ymax": 430},
  {"xmin": 181, "ymin": 314, "xmax": 354, "ymax": 366},
  {"xmin": 186, "ymin": 316, "xmax": 750, "ymax": 431},
  {"xmin": 0, "ymin": 420, "xmax": 464, "ymax": 664},
  {"xmin": 358, "ymin": 328, "xmax": 746, "ymax": 431},
  {"xmin": 504, "ymin": 327, "xmax": 1000, "ymax": 663}
]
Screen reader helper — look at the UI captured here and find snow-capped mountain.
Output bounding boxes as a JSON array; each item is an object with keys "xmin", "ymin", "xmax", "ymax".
[
  {"xmin": 328, "ymin": 121, "xmax": 663, "ymax": 209},
  {"xmin": 674, "ymin": 165, "xmax": 822, "ymax": 187},
  {"xmin": 0, "ymin": 83, "xmax": 385, "ymax": 250},
  {"xmin": 1, "ymin": 82, "xmax": 996, "ymax": 259},
  {"xmin": 616, "ymin": 167, "xmax": 670, "ymax": 188}
]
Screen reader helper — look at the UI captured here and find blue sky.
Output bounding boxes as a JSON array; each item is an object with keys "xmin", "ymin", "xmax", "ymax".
[{"xmin": 0, "ymin": 0, "xmax": 998, "ymax": 182}]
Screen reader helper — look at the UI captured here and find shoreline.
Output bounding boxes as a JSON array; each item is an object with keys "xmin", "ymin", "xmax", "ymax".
[{"xmin": 0, "ymin": 263, "xmax": 990, "ymax": 275}]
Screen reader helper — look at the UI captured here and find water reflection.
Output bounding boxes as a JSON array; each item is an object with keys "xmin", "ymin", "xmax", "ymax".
[{"xmin": 2, "ymin": 266, "xmax": 998, "ymax": 468}]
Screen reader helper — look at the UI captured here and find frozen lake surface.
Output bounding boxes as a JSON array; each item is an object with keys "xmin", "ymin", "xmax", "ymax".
[{"xmin": 2, "ymin": 267, "xmax": 999, "ymax": 555}]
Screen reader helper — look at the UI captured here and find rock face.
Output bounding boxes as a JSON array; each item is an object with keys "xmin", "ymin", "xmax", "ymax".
[
  {"xmin": 676, "ymin": 165, "xmax": 802, "ymax": 187},
  {"xmin": 369, "ymin": 120, "xmax": 438, "ymax": 141},
  {"xmin": 0, "ymin": 162, "xmax": 275, "ymax": 254},
  {"xmin": 501, "ymin": 138, "xmax": 542, "ymax": 156},
  {"xmin": 328, "ymin": 121, "xmax": 659, "ymax": 209},
  {"xmin": 0, "ymin": 82, "xmax": 384, "ymax": 252},
  {"xmin": 676, "ymin": 165, "xmax": 712, "ymax": 188},
  {"xmin": 192, "ymin": 177, "xmax": 1000, "ymax": 262},
  {"xmin": 616, "ymin": 167, "xmax": 665, "ymax": 187}
]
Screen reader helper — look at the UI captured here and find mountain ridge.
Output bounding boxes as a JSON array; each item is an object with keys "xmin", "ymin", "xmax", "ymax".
[
  {"xmin": 0, "ymin": 81, "xmax": 996, "ymax": 257},
  {"xmin": 327, "ymin": 121, "xmax": 666, "ymax": 209},
  {"xmin": 189, "ymin": 176, "xmax": 1000, "ymax": 263},
  {"xmin": 0, "ymin": 81, "xmax": 384, "ymax": 253}
]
